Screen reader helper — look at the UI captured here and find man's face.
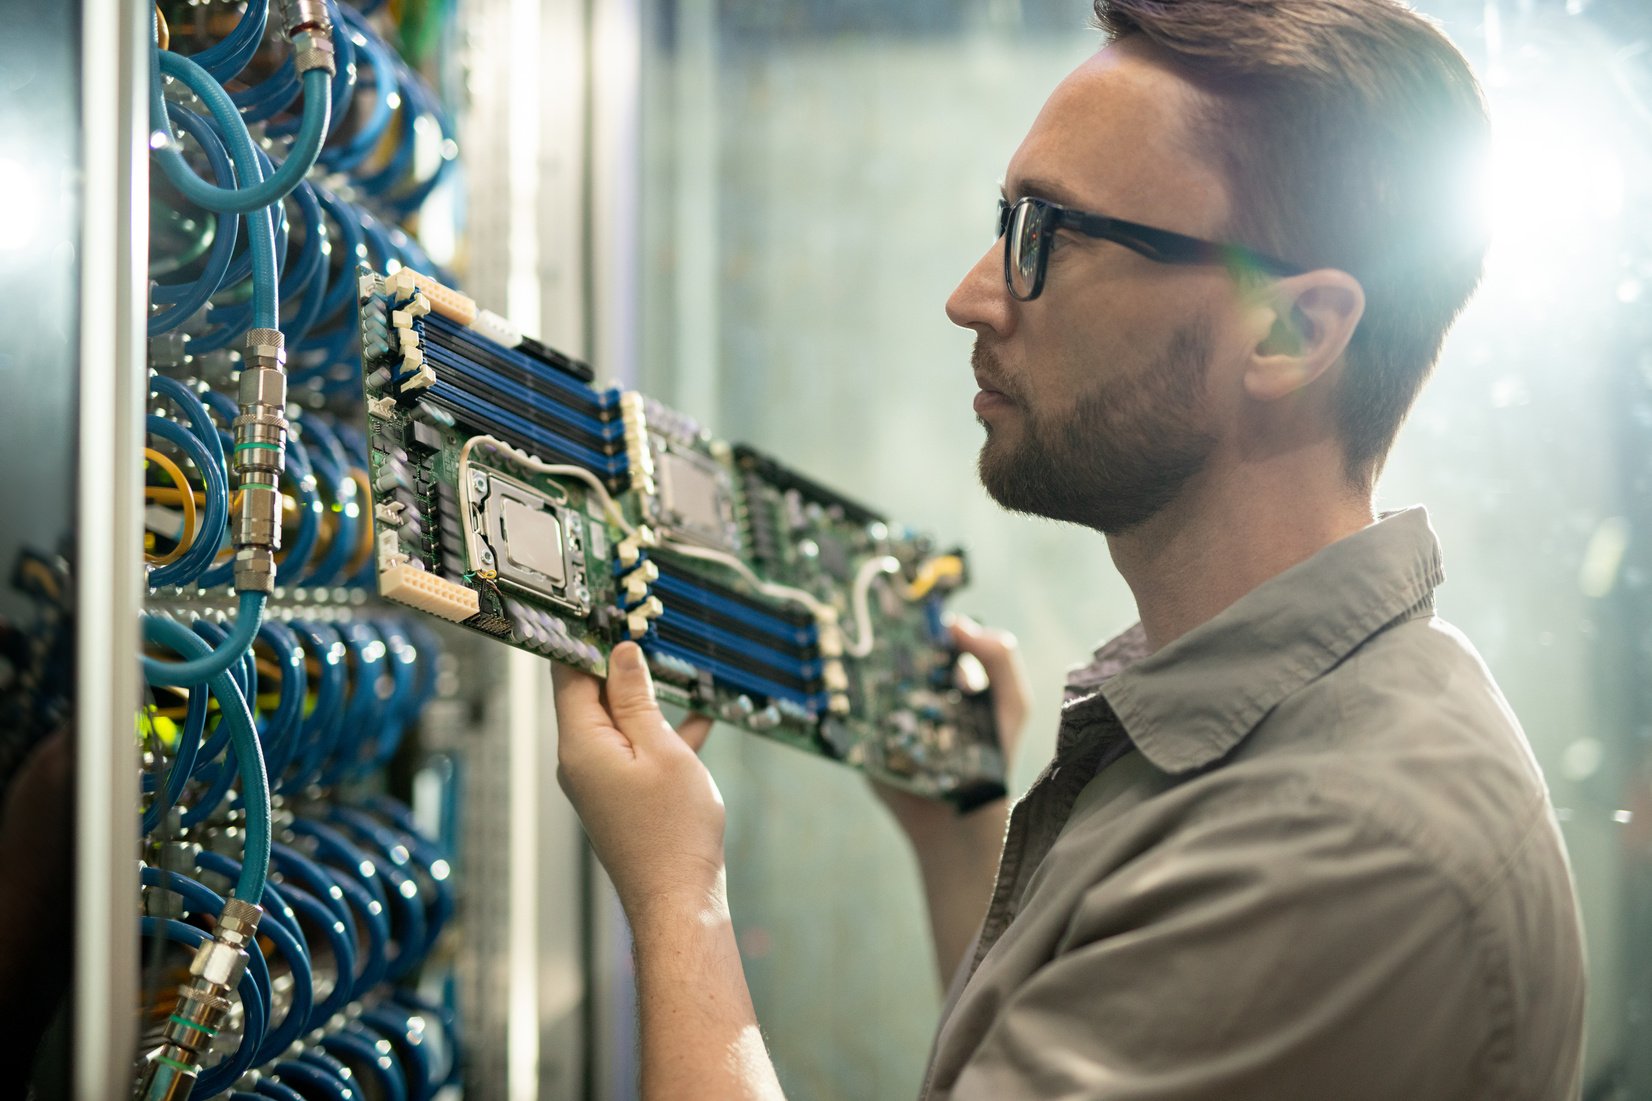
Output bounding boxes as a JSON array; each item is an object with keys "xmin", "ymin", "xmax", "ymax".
[{"xmin": 947, "ymin": 41, "xmax": 1248, "ymax": 535}]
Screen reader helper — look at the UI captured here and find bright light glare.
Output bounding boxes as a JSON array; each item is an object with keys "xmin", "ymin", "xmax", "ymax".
[
  {"xmin": 0, "ymin": 159, "xmax": 45, "ymax": 252},
  {"xmin": 1486, "ymin": 105, "xmax": 1624, "ymax": 272}
]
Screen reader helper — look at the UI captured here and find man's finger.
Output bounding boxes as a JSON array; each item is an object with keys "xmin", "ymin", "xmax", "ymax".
[
  {"xmin": 678, "ymin": 713, "xmax": 715, "ymax": 754},
  {"xmin": 950, "ymin": 617, "xmax": 1031, "ymax": 731},
  {"xmin": 551, "ymin": 661, "xmax": 610, "ymax": 745},
  {"xmin": 603, "ymin": 642, "xmax": 675, "ymax": 751}
]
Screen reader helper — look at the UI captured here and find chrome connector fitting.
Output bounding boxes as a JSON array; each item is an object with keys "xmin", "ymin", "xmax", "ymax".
[
  {"xmin": 279, "ymin": 0, "xmax": 336, "ymax": 75},
  {"xmin": 234, "ymin": 545, "xmax": 279, "ymax": 594},
  {"xmin": 233, "ymin": 328, "xmax": 288, "ymax": 589},
  {"xmin": 290, "ymin": 28, "xmax": 336, "ymax": 76},
  {"xmin": 215, "ymin": 895, "xmax": 264, "ymax": 949},
  {"xmin": 136, "ymin": 1045, "xmax": 199, "ymax": 1101},
  {"xmin": 243, "ymin": 327, "xmax": 285, "ymax": 372}
]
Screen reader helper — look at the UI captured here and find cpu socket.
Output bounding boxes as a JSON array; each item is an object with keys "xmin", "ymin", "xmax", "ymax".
[{"xmin": 466, "ymin": 467, "xmax": 591, "ymax": 615}]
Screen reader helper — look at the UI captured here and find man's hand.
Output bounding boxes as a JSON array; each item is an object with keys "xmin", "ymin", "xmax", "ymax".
[
  {"xmin": 870, "ymin": 616, "xmax": 1031, "ymax": 987},
  {"xmin": 552, "ymin": 644, "xmax": 785, "ymax": 1101},
  {"xmin": 552, "ymin": 641, "xmax": 723, "ymax": 916},
  {"xmin": 871, "ymin": 616, "xmax": 1030, "ymax": 845}
]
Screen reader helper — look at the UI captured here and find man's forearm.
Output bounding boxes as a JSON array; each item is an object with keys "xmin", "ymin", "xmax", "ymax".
[
  {"xmin": 630, "ymin": 883, "xmax": 787, "ymax": 1101},
  {"xmin": 907, "ymin": 799, "xmax": 1009, "ymax": 986}
]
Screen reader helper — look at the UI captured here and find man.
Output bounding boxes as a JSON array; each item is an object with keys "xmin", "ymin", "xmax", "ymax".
[{"xmin": 552, "ymin": 0, "xmax": 1587, "ymax": 1097}]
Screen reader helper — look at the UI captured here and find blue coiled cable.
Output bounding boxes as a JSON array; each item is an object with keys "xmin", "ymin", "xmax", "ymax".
[
  {"xmin": 153, "ymin": 47, "xmax": 332, "ymax": 220},
  {"xmin": 254, "ymin": 620, "xmax": 308, "ymax": 781},
  {"xmin": 282, "ymin": 621, "xmax": 346, "ymax": 792},
  {"xmin": 290, "ymin": 820, "xmax": 391, "ymax": 998},
  {"xmin": 140, "ymin": 616, "xmax": 270, "ymax": 902},
  {"xmin": 270, "ymin": 841, "xmax": 361, "ymax": 1008},
  {"xmin": 142, "ymin": 589, "xmax": 267, "ymax": 688},
  {"xmin": 149, "ymin": 49, "xmax": 280, "ymax": 329},
  {"xmin": 180, "ymin": 0, "xmax": 268, "ymax": 83},
  {"xmin": 322, "ymin": 1023, "xmax": 411, "ymax": 1101},
  {"xmin": 149, "ymin": 103, "xmax": 241, "ymax": 335},
  {"xmin": 326, "ymin": 799, "xmax": 428, "ymax": 982},
  {"xmin": 330, "ymin": 806, "xmax": 434, "ymax": 978},
  {"xmin": 319, "ymin": 622, "xmax": 386, "ymax": 786},
  {"xmin": 144, "ymin": 415, "xmax": 229, "ymax": 588},
  {"xmin": 294, "ymin": 416, "xmax": 360, "ymax": 587},
  {"xmin": 273, "ymin": 1054, "xmax": 353, "ymax": 1101},
  {"xmin": 139, "ymin": 675, "xmax": 205, "ymax": 835},
  {"xmin": 319, "ymin": 4, "xmax": 398, "ymax": 174},
  {"xmin": 253, "ymin": 1080, "xmax": 308, "ymax": 1101},
  {"xmin": 361, "ymin": 1006, "xmax": 437, "ymax": 1101}
]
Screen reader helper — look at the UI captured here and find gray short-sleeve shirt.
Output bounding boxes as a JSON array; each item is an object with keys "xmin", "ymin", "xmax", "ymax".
[{"xmin": 920, "ymin": 508, "xmax": 1586, "ymax": 1101}]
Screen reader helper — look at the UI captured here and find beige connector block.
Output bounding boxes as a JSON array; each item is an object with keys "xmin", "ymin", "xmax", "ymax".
[
  {"xmin": 386, "ymin": 267, "xmax": 478, "ymax": 327},
  {"xmin": 380, "ymin": 563, "xmax": 481, "ymax": 623}
]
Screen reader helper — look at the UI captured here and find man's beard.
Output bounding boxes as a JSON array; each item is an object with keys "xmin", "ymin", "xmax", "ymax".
[{"xmin": 975, "ymin": 324, "xmax": 1215, "ymax": 535}]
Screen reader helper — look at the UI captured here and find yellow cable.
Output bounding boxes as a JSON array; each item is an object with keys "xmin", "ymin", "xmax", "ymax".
[
  {"xmin": 154, "ymin": 3, "xmax": 169, "ymax": 49},
  {"xmin": 144, "ymin": 447, "xmax": 198, "ymax": 566},
  {"xmin": 902, "ymin": 554, "xmax": 965, "ymax": 601}
]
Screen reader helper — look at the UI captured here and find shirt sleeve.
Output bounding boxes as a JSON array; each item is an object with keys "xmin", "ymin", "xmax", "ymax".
[{"xmin": 949, "ymin": 795, "xmax": 1504, "ymax": 1101}]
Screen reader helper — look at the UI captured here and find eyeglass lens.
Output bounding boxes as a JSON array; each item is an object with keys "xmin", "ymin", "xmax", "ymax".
[{"xmin": 1007, "ymin": 199, "xmax": 1045, "ymax": 300}]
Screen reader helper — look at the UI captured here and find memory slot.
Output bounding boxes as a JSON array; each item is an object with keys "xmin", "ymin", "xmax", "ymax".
[
  {"xmin": 422, "ymin": 314, "xmax": 614, "ymax": 419},
  {"xmin": 644, "ymin": 588, "xmax": 816, "ymax": 655},
  {"xmin": 655, "ymin": 622, "xmax": 821, "ymax": 696},
  {"xmin": 424, "ymin": 381, "xmax": 630, "ymax": 480},
  {"xmin": 654, "ymin": 607, "xmax": 822, "ymax": 684},
  {"xmin": 650, "ymin": 568, "xmax": 818, "ymax": 648},
  {"xmin": 415, "ymin": 340, "xmax": 623, "ymax": 452},
  {"xmin": 643, "ymin": 637, "xmax": 826, "ymax": 713}
]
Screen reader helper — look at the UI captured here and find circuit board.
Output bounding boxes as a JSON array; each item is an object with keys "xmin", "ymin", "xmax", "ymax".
[{"xmin": 357, "ymin": 268, "xmax": 1005, "ymax": 806}]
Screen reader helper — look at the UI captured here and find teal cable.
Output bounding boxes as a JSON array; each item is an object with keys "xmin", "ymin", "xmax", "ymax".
[
  {"xmin": 153, "ymin": 52, "xmax": 332, "ymax": 217},
  {"xmin": 148, "ymin": 47, "xmax": 284, "ymax": 329},
  {"xmin": 140, "ymin": 613, "xmax": 271, "ymax": 903},
  {"xmin": 142, "ymin": 589, "xmax": 268, "ymax": 689}
]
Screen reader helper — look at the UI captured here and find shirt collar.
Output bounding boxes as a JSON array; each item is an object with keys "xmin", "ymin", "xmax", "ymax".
[{"xmin": 1060, "ymin": 507, "xmax": 1446, "ymax": 774}]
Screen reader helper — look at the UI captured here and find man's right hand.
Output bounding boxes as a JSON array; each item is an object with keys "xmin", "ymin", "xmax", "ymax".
[{"xmin": 870, "ymin": 615, "xmax": 1031, "ymax": 986}]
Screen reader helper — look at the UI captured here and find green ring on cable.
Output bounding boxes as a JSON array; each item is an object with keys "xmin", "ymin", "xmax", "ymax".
[
  {"xmin": 167, "ymin": 1013, "xmax": 219, "ymax": 1036},
  {"xmin": 234, "ymin": 442, "xmax": 282, "ymax": 452}
]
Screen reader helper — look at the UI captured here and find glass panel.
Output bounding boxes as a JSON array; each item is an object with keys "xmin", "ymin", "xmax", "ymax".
[
  {"xmin": 638, "ymin": 1, "xmax": 1652, "ymax": 1096},
  {"xmin": 0, "ymin": 0, "xmax": 82, "ymax": 1092}
]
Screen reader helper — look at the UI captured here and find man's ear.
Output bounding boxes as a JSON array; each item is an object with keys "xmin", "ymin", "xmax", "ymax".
[{"xmin": 1244, "ymin": 270, "xmax": 1365, "ymax": 402}]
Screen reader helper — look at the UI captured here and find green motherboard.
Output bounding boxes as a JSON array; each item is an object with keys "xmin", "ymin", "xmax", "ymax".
[{"xmin": 357, "ymin": 267, "xmax": 1004, "ymax": 807}]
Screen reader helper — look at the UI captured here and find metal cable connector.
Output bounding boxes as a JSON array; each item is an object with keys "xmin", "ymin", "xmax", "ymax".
[
  {"xmin": 233, "ymin": 329, "xmax": 289, "ymax": 593},
  {"xmin": 135, "ymin": 898, "xmax": 263, "ymax": 1101},
  {"xmin": 279, "ymin": 0, "xmax": 336, "ymax": 75}
]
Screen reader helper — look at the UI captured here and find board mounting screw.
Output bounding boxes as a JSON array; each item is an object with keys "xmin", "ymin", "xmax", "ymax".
[
  {"xmin": 478, "ymin": 546, "xmax": 495, "ymax": 566},
  {"xmin": 470, "ymin": 471, "xmax": 488, "ymax": 496}
]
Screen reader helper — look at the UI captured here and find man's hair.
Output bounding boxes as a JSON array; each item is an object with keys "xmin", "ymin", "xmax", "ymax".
[{"xmin": 1093, "ymin": 0, "xmax": 1491, "ymax": 488}]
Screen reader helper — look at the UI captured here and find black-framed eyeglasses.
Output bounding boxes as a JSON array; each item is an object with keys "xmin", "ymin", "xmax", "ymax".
[{"xmin": 997, "ymin": 195, "xmax": 1308, "ymax": 301}]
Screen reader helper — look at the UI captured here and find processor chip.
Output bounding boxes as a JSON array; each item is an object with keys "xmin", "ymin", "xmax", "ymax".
[
  {"xmin": 657, "ymin": 444, "xmax": 738, "ymax": 552},
  {"xmin": 500, "ymin": 496, "xmax": 566, "ymax": 585},
  {"xmin": 466, "ymin": 466, "xmax": 590, "ymax": 614}
]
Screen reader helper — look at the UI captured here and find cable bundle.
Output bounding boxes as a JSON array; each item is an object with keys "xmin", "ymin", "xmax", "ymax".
[{"xmin": 138, "ymin": 3, "xmax": 467, "ymax": 1097}]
